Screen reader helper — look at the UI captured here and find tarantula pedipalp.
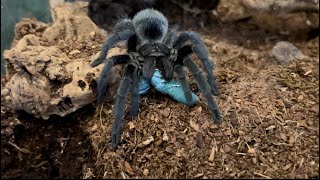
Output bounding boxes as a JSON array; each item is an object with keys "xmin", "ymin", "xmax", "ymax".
[{"xmin": 91, "ymin": 9, "xmax": 222, "ymax": 148}]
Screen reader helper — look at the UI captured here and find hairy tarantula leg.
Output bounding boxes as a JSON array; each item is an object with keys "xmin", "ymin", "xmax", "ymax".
[
  {"xmin": 164, "ymin": 28, "xmax": 178, "ymax": 47},
  {"xmin": 183, "ymin": 57, "xmax": 222, "ymax": 123},
  {"xmin": 129, "ymin": 69, "xmax": 140, "ymax": 117},
  {"xmin": 90, "ymin": 30, "xmax": 135, "ymax": 67},
  {"xmin": 96, "ymin": 55, "xmax": 130, "ymax": 103},
  {"xmin": 160, "ymin": 56, "xmax": 174, "ymax": 80},
  {"xmin": 142, "ymin": 57, "xmax": 156, "ymax": 80},
  {"xmin": 179, "ymin": 44, "xmax": 220, "ymax": 96},
  {"xmin": 174, "ymin": 65, "xmax": 193, "ymax": 106},
  {"xmin": 174, "ymin": 32, "xmax": 221, "ymax": 96},
  {"xmin": 112, "ymin": 65, "xmax": 135, "ymax": 148},
  {"xmin": 113, "ymin": 18, "xmax": 134, "ymax": 33}
]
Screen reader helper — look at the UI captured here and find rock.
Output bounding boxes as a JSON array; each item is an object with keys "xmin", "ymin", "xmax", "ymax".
[
  {"xmin": 240, "ymin": 0, "xmax": 319, "ymax": 14},
  {"xmin": 215, "ymin": 0, "xmax": 249, "ymax": 22},
  {"xmin": 1, "ymin": 2, "xmax": 121, "ymax": 120},
  {"xmin": 240, "ymin": 0, "xmax": 319, "ymax": 36},
  {"xmin": 14, "ymin": 18, "xmax": 49, "ymax": 40},
  {"xmin": 270, "ymin": 41, "xmax": 307, "ymax": 64},
  {"xmin": 217, "ymin": 0, "xmax": 319, "ymax": 37},
  {"xmin": 43, "ymin": 2, "xmax": 102, "ymax": 43}
]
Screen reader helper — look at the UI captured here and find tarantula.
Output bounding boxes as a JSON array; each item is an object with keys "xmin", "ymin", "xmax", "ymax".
[{"xmin": 91, "ymin": 9, "xmax": 222, "ymax": 148}]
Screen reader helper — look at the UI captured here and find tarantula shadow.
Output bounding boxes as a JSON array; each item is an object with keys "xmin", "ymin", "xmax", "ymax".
[{"xmin": 90, "ymin": 8, "xmax": 222, "ymax": 148}]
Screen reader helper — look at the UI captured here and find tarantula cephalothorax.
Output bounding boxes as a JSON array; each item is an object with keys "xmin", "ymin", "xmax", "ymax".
[{"xmin": 91, "ymin": 9, "xmax": 222, "ymax": 148}]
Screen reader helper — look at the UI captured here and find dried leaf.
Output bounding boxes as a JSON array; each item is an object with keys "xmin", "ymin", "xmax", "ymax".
[
  {"xmin": 208, "ymin": 145, "xmax": 215, "ymax": 162},
  {"xmin": 20, "ymin": 148, "xmax": 31, "ymax": 154},
  {"xmin": 282, "ymin": 163, "xmax": 292, "ymax": 171},
  {"xmin": 247, "ymin": 147, "xmax": 256, "ymax": 155},
  {"xmin": 124, "ymin": 161, "xmax": 134, "ymax": 175},
  {"xmin": 279, "ymin": 87, "xmax": 288, "ymax": 92},
  {"xmin": 176, "ymin": 149, "xmax": 184, "ymax": 157},
  {"xmin": 196, "ymin": 106, "xmax": 202, "ymax": 113},
  {"xmin": 128, "ymin": 122, "xmax": 135, "ymax": 129},
  {"xmin": 289, "ymin": 135, "xmax": 295, "ymax": 144},
  {"xmin": 142, "ymin": 136, "xmax": 154, "ymax": 145},
  {"xmin": 161, "ymin": 108, "xmax": 170, "ymax": 118},
  {"xmin": 194, "ymin": 172, "xmax": 204, "ymax": 178},
  {"xmin": 252, "ymin": 157, "xmax": 257, "ymax": 164},
  {"xmin": 143, "ymin": 169, "xmax": 149, "ymax": 176},
  {"xmin": 190, "ymin": 120, "xmax": 201, "ymax": 132},
  {"xmin": 280, "ymin": 133, "xmax": 287, "ymax": 141},
  {"xmin": 229, "ymin": 172, "xmax": 237, "ymax": 177},
  {"xmin": 266, "ymin": 125, "xmax": 276, "ymax": 131},
  {"xmin": 196, "ymin": 133, "xmax": 206, "ymax": 149},
  {"xmin": 155, "ymin": 139, "xmax": 163, "ymax": 146},
  {"xmin": 163, "ymin": 131, "xmax": 169, "ymax": 141},
  {"xmin": 91, "ymin": 124, "xmax": 98, "ymax": 131},
  {"xmin": 165, "ymin": 146, "xmax": 175, "ymax": 154},
  {"xmin": 298, "ymin": 95, "xmax": 304, "ymax": 100},
  {"xmin": 275, "ymin": 99, "xmax": 285, "ymax": 107},
  {"xmin": 304, "ymin": 70, "xmax": 312, "ymax": 76}
]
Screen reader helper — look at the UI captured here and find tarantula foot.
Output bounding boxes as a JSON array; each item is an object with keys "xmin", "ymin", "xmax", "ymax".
[
  {"xmin": 90, "ymin": 57, "xmax": 104, "ymax": 67},
  {"xmin": 213, "ymin": 109, "xmax": 222, "ymax": 124},
  {"xmin": 129, "ymin": 106, "xmax": 139, "ymax": 117},
  {"xmin": 96, "ymin": 92, "xmax": 106, "ymax": 104},
  {"xmin": 111, "ymin": 132, "xmax": 121, "ymax": 149},
  {"xmin": 211, "ymin": 86, "xmax": 221, "ymax": 96}
]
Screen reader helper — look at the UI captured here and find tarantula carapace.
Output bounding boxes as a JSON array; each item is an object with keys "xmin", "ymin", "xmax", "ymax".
[{"xmin": 91, "ymin": 9, "xmax": 222, "ymax": 148}]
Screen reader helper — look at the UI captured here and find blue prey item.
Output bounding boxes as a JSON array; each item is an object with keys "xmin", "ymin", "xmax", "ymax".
[
  {"xmin": 138, "ymin": 78, "xmax": 151, "ymax": 95},
  {"xmin": 138, "ymin": 69, "xmax": 199, "ymax": 105}
]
